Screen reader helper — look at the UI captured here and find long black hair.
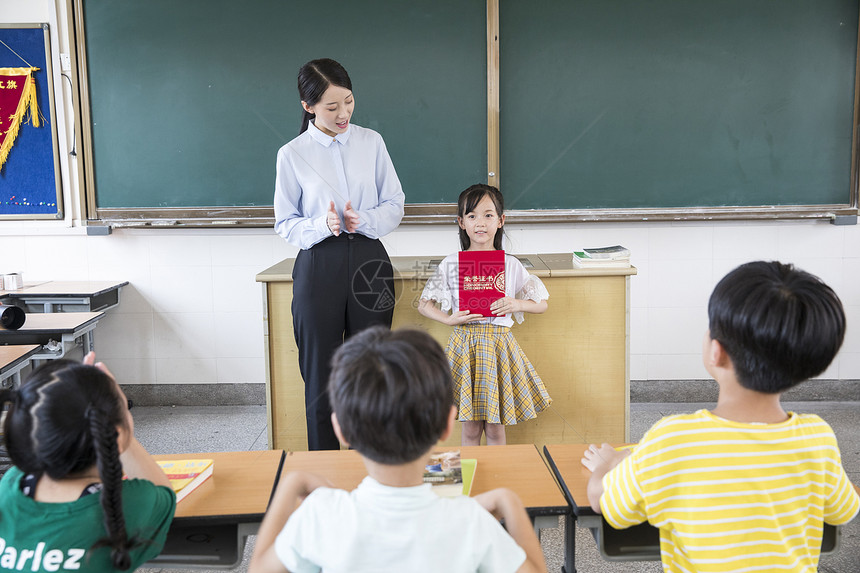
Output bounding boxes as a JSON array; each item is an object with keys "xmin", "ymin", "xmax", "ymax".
[
  {"xmin": 1, "ymin": 360, "xmax": 138, "ymax": 570},
  {"xmin": 457, "ymin": 183, "xmax": 505, "ymax": 250},
  {"xmin": 297, "ymin": 58, "xmax": 353, "ymax": 134}
]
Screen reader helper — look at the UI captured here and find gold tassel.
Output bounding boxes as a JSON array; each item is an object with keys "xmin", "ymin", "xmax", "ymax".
[
  {"xmin": 0, "ymin": 67, "xmax": 41, "ymax": 171},
  {"xmin": 27, "ymin": 73, "xmax": 41, "ymax": 128}
]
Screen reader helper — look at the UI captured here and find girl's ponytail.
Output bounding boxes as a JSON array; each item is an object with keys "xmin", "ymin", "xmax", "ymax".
[{"xmin": 88, "ymin": 406, "xmax": 135, "ymax": 570}]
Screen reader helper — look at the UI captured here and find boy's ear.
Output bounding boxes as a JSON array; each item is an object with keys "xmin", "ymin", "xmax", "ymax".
[
  {"xmin": 331, "ymin": 413, "xmax": 348, "ymax": 448},
  {"xmin": 438, "ymin": 405, "xmax": 457, "ymax": 442},
  {"xmin": 708, "ymin": 337, "xmax": 732, "ymax": 370}
]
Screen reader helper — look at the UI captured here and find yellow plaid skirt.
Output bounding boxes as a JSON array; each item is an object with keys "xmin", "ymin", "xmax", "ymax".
[{"xmin": 446, "ymin": 324, "xmax": 551, "ymax": 425}]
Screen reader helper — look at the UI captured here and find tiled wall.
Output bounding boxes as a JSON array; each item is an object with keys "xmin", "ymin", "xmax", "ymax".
[{"xmin": 1, "ymin": 219, "xmax": 857, "ymax": 385}]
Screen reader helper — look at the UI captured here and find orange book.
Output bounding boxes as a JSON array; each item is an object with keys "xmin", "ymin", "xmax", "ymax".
[
  {"xmin": 156, "ymin": 459, "xmax": 214, "ymax": 502},
  {"xmin": 458, "ymin": 250, "xmax": 505, "ymax": 317}
]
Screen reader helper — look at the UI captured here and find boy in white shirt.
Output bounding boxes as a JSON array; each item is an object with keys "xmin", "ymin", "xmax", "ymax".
[{"xmin": 250, "ymin": 326, "xmax": 546, "ymax": 573}]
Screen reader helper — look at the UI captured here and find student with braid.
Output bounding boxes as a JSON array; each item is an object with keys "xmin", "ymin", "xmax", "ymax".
[{"xmin": 0, "ymin": 353, "xmax": 176, "ymax": 572}]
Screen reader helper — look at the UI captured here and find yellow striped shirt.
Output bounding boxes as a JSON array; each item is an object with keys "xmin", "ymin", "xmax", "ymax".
[{"xmin": 601, "ymin": 410, "xmax": 860, "ymax": 573}]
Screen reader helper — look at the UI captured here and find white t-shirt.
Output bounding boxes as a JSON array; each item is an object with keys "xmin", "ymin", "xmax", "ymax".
[
  {"xmin": 420, "ymin": 253, "xmax": 549, "ymax": 327},
  {"xmin": 275, "ymin": 476, "xmax": 527, "ymax": 573}
]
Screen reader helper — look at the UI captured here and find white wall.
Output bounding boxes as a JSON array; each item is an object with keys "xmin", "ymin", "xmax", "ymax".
[{"xmin": 2, "ymin": 0, "xmax": 857, "ymax": 386}]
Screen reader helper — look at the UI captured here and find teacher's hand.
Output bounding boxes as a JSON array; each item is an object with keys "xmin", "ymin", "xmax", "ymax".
[
  {"xmin": 326, "ymin": 201, "xmax": 341, "ymax": 236},
  {"xmin": 343, "ymin": 200, "xmax": 361, "ymax": 233}
]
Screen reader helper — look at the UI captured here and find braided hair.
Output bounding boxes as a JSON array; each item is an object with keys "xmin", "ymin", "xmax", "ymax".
[{"xmin": 1, "ymin": 360, "xmax": 138, "ymax": 570}]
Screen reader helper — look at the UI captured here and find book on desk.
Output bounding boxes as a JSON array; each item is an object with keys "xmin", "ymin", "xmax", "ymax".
[{"xmin": 157, "ymin": 459, "xmax": 214, "ymax": 502}]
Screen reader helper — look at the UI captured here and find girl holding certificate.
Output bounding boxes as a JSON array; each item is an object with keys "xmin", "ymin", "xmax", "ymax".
[{"xmin": 418, "ymin": 184, "xmax": 551, "ymax": 446}]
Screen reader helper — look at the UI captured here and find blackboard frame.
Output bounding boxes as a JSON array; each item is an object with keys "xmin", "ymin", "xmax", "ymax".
[
  {"xmin": 0, "ymin": 23, "xmax": 63, "ymax": 221},
  {"xmin": 71, "ymin": 0, "xmax": 860, "ymax": 227}
]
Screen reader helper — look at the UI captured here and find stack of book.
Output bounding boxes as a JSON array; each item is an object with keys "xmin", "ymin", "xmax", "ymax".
[{"xmin": 572, "ymin": 245, "xmax": 631, "ymax": 269}]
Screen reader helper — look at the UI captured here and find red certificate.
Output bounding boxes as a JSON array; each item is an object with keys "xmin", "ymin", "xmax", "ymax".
[{"xmin": 458, "ymin": 250, "xmax": 505, "ymax": 317}]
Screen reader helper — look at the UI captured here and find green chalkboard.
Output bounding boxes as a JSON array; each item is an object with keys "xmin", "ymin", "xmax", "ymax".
[
  {"xmin": 500, "ymin": 0, "xmax": 859, "ymax": 211},
  {"xmin": 81, "ymin": 0, "xmax": 486, "ymax": 210}
]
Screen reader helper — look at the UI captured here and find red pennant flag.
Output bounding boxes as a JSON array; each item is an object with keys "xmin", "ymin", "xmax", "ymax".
[{"xmin": 0, "ymin": 67, "xmax": 41, "ymax": 171}]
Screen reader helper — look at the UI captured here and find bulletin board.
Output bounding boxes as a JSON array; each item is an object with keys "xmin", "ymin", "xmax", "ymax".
[{"xmin": 0, "ymin": 24, "xmax": 63, "ymax": 219}]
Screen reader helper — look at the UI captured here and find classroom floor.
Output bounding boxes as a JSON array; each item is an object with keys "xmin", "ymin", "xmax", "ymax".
[{"xmin": 134, "ymin": 401, "xmax": 860, "ymax": 573}]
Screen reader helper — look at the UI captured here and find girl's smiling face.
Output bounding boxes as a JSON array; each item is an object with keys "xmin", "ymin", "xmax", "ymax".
[
  {"xmin": 458, "ymin": 194, "xmax": 504, "ymax": 251},
  {"xmin": 303, "ymin": 84, "xmax": 354, "ymax": 137}
]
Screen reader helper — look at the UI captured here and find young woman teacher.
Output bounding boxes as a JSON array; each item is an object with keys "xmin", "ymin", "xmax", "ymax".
[{"xmin": 274, "ymin": 58, "xmax": 405, "ymax": 450}]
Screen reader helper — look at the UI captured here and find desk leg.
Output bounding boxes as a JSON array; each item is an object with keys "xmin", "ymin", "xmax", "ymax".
[
  {"xmin": 563, "ymin": 513, "xmax": 576, "ymax": 573},
  {"xmin": 83, "ymin": 331, "xmax": 94, "ymax": 353}
]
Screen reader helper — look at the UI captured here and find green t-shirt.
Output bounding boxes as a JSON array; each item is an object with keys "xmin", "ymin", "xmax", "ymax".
[{"xmin": 0, "ymin": 466, "xmax": 176, "ymax": 572}]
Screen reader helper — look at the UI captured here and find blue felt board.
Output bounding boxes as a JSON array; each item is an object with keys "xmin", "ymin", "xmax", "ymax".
[{"xmin": 0, "ymin": 25, "xmax": 62, "ymax": 218}]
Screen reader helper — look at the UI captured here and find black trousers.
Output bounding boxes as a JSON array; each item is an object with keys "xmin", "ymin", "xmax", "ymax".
[{"xmin": 291, "ymin": 233, "xmax": 395, "ymax": 450}]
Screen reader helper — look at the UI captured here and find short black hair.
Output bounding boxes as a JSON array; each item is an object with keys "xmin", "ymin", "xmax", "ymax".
[
  {"xmin": 328, "ymin": 326, "xmax": 453, "ymax": 464},
  {"xmin": 708, "ymin": 261, "xmax": 845, "ymax": 393}
]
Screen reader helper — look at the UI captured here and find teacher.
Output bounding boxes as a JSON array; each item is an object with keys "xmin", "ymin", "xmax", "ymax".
[{"xmin": 274, "ymin": 58, "xmax": 405, "ymax": 451}]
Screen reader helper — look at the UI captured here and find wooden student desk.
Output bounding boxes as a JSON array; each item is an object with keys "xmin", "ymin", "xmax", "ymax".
[
  {"xmin": 147, "ymin": 449, "xmax": 285, "ymax": 568},
  {"xmin": 0, "ymin": 280, "xmax": 128, "ymax": 313},
  {"xmin": 281, "ymin": 444, "xmax": 568, "ymax": 534},
  {"xmin": 0, "ymin": 312, "xmax": 104, "ymax": 360},
  {"xmin": 257, "ymin": 253, "xmax": 636, "ymax": 451},
  {"xmin": 543, "ymin": 443, "xmax": 852, "ymax": 573},
  {"xmin": 0, "ymin": 345, "xmax": 40, "ymax": 387}
]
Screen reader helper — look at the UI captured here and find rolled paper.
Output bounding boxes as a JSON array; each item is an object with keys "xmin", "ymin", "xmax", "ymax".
[{"xmin": 0, "ymin": 305, "xmax": 25, "ymax": 330}]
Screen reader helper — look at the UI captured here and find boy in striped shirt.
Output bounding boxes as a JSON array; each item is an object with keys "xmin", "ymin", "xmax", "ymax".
[{"xmin": 582, "ymin": 261, "xmax": 860, "ymax": 572}]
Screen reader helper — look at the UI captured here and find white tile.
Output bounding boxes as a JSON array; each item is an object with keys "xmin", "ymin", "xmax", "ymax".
[
  {"xmin": 647, "ymin": 307, "xmax": 708, "ymax": 355},
  {"xmin": 153, "ymin": 313, "xmax": 217, "ymax": 359},
  {"xmin": 210, "ymin": 235, "xmax": 276, "ymax": 268},
  {"xmin": 155, "ymin": 358, "xmax": 218, "ymax": 384},
  {"xmin": 148, "ymin": 235, "xmax": 212, "ymax": 267},
  {"xmin": 86, "ymin": 231, "xmax": 151, "ymax": 271},
  {"xmin": 216, "ymin": 357, "xmax": 266, "ymax": 384},
  {"xmin": 105, "ymin": 358, "xmax": 157, "ymax": 385},
  {"xmin": 784, "ymin": 258, "xmax": 843, "ymax": 294},
  {"xmin": 815, "ymin": 360, "xmax": 840, "ymax": 381},
  {"xmin": 777, "ymin": 221, "xmax": 845, "ymax": 260},
  {"xmin": 0, "ymin": 236, "xmax": 27, "ymax": 273},
  {"xmin": 629, "ymin": 307, "xmax": 649, "ymax": 356},
  {"xmin": 390, "ymin": 226, "xmax": 458, "ymax": 256},
  {"xmin": 148, "ymin": 266, "xmax": 214, "ymax": 313},
  {"xmin": 712, "ymin": 223, "xmax": 779, "ymax": 262},
  {"xmin": 648, "ymin": 260, "xmax": 713, "ymax": 308},
  {"xmin": 23, "ymin": 236, "xmax": 90, "ymax": 281},
  {"xmin": 647, "ymin": 354, "xmax": 709, "ymax": 380},
  {"xmin": 840, "ymin": 260, "xmax": 860, "ymax": 307},
  {"xmin": 838, "ymin": 352, "xmax": 860, "ymax": 379},
  {"xmin": 629, "ymin": 354, "xmax": 648, "ymax": 380},
  {"xmin": 212, "ymin": 267, "xmax": 265, "ymax": 313},
  {"xmin": 214, "ymin": 312, "xmax": 264, "ymax": 358},
  {"xmin": 649, "ymin": 225, "xmax": 714, "ymax": 260},
  {"xmin": 93, "ymin": 313, "xmax": 154, "ymax": 359}
]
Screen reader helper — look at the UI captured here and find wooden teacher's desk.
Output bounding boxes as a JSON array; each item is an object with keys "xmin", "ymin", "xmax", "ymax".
[
  {"xmin": 281, "ymin": 444, "xmax": 567, "ymax": 533},
  {"xmin": 543, "ymin": 443, "xmax": 850, "ymax": 573},
  {"xmin": 147, "ymin": 449, "xmax": 285, "ymax": 569},
  {"xmin": 257, "ymin": 253, "xmax": 636, "ymax": 451}
]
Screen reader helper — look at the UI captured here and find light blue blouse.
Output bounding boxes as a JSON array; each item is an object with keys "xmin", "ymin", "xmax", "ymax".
[{"xmin": 274, "ymin": 121, "xmax": 405, "ymax": 250}]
